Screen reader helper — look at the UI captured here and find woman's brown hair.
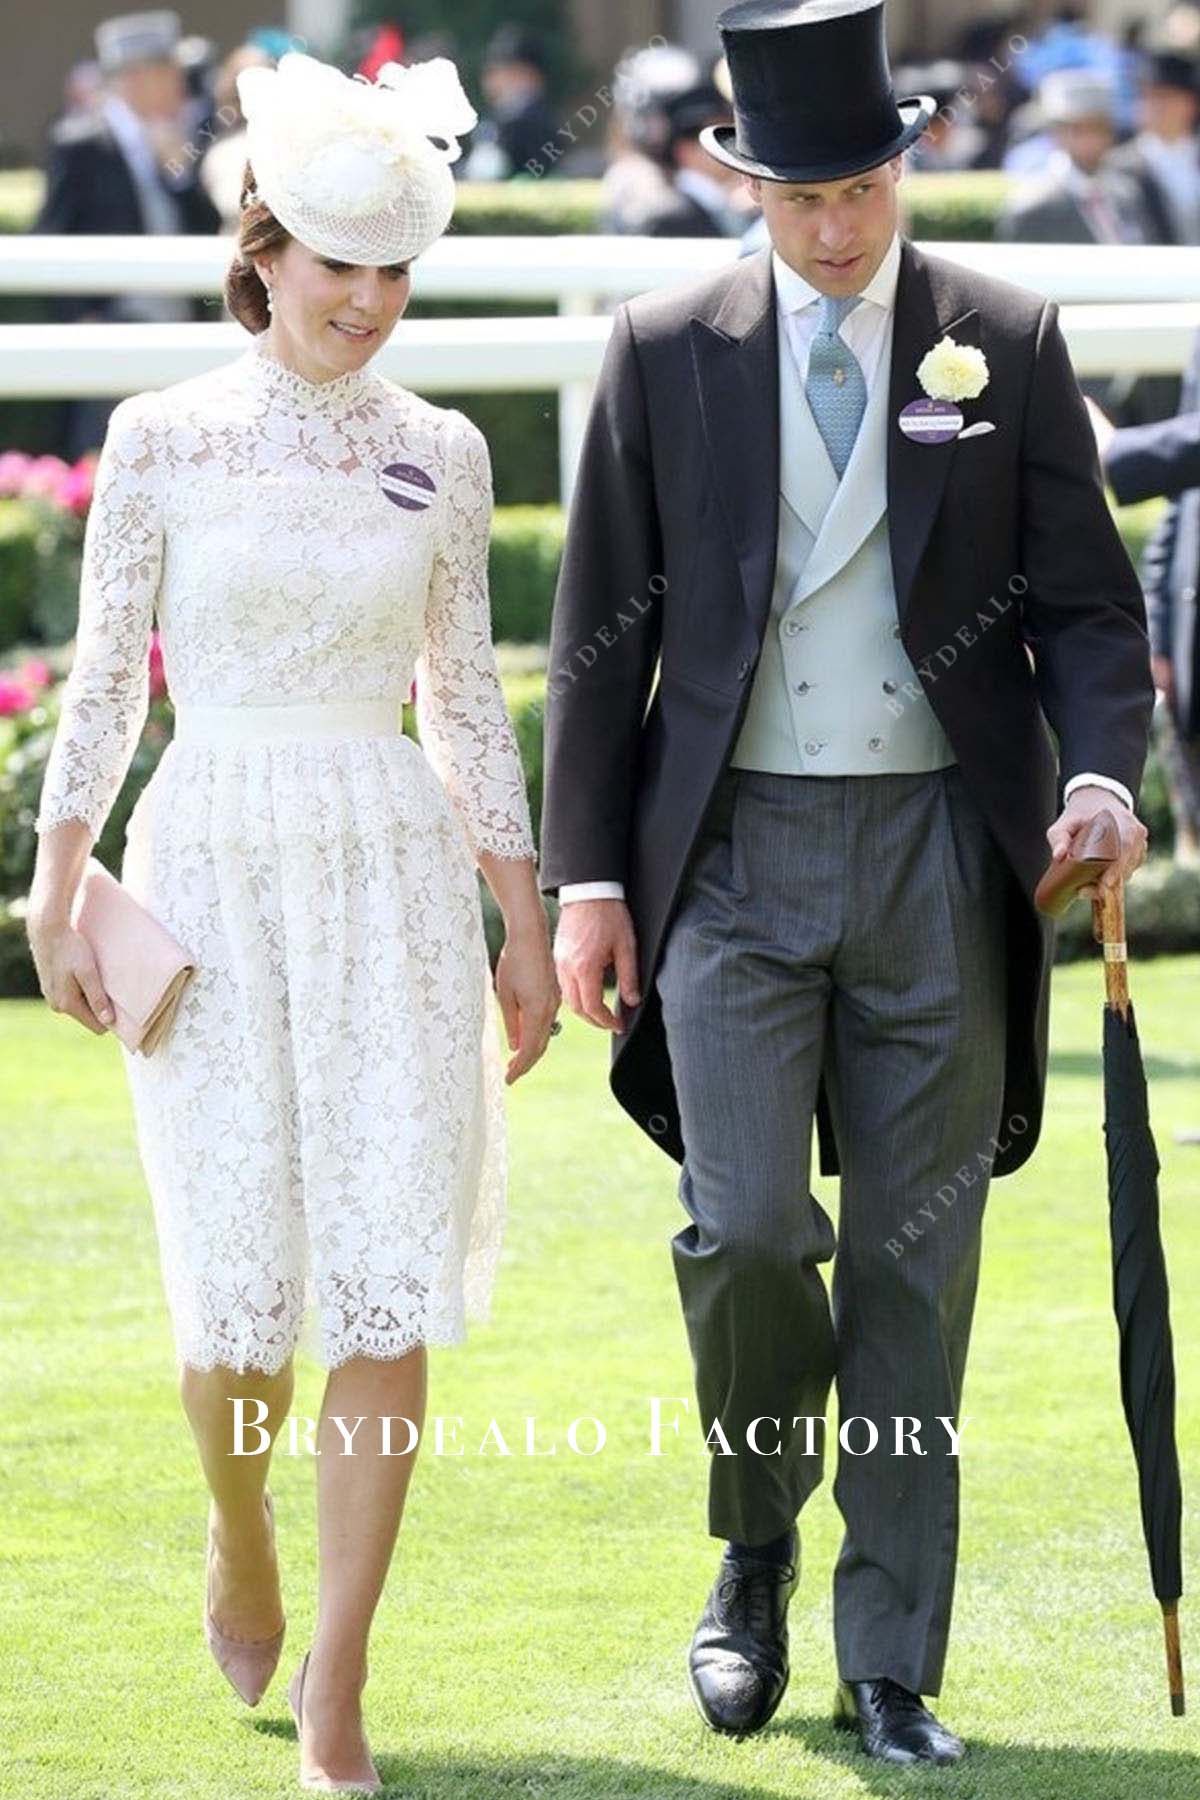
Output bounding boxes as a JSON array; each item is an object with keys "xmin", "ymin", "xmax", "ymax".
[{"xmin": 223, "ymin": 160, "xmax": 291, "ymax": 334}]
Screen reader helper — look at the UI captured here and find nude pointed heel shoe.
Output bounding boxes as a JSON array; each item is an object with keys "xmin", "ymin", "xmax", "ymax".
[
  {"xmin": 204, "ymin": 1488, "xmax": 286, "ymax": 1706},
  {"xmin": 288, "ymin": 1649, "xmax": 382, "ymax": 1794}
]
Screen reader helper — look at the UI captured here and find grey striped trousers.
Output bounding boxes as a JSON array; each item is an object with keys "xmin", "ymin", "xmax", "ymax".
[{"xmin": 654, "ymin": 762, "xmax": 1011, "ymax": 1695}]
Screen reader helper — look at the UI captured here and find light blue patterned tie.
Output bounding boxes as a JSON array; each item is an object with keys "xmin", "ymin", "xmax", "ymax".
[{"xmin": 805, "ymin": 294, "xmax": 867, "ymax": 478}]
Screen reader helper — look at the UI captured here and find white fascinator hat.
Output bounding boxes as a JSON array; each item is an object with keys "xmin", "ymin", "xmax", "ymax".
[{"xmin": 235, "ymin": 50, "xmax": 479, "ymax": 264}]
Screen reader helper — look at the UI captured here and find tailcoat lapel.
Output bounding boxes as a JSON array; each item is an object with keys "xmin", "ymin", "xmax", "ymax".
[
  {"xmin": 689, "ymin": 248, "xmax": 780, "ymax": 643},
  {"xmin": 887, "ymin": 241, "xmax": 980, "ymax": 627}
]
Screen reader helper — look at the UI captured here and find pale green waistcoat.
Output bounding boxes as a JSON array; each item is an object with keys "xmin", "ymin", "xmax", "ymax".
[{"xmin": 729, "ymin": 306, "xmax": 957, "ymax": 776}]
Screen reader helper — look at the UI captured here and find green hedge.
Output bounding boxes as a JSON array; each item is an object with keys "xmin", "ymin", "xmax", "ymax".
[
  {"xmin": 1052, "ymin": 856, "xmax": 1200, "ymax": 962},
  {"xmin": 0, "ymin": 169, "xmax": 1016, "ymax": 242}
]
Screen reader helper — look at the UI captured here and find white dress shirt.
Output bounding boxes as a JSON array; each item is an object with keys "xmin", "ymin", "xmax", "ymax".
[
  {"xmin": 772, "ymin": 227, "xmax": 901, "ymax": 386},
  {"xmin": 557, "ymin": 234, "xmax": 1132, "ymax": 903}
]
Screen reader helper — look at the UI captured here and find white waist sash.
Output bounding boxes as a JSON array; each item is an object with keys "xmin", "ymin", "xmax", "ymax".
[{"xmin": 173, "ymin": 697, "xmax": 405, "ymax": 747}]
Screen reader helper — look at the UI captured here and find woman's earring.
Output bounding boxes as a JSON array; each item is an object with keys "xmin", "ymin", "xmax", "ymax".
[{"xmin": 265, "ymin": 283, "xmax": 274, "ymax": 315}]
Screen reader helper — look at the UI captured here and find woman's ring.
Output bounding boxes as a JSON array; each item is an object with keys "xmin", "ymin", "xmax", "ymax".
[{"xmin": 549, "ymin": 1019, "xmax": 562, "ymax": 1037}]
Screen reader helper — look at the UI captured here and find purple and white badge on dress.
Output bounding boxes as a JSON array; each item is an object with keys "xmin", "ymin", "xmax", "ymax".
[
  {"xmin": 898, "ymin": 398, "xmax": 963, "ymax": 445},
  {"xmin": 379, "ymin": 462, "xmax": 437, "ymax": 511}
]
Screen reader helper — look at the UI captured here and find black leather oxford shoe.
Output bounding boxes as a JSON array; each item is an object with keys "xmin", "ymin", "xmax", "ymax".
[
  {"xmin": 686, "ymin": 1538, "xmax": 799, "ymax": 1737},
  {"xmin": 834, "ymin": 1677, "xmax": 967, "ymax": 1765}
]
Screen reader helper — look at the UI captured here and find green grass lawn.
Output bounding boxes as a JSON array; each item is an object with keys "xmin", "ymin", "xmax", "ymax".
[{"xmin": 2, "ymin": 956, "xmax": 1199, "ymax": 1799}]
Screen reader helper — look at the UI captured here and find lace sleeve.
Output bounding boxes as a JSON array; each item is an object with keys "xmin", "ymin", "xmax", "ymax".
[
  {"xmin": 414, "ymin": 412, "xmax": 537, "ymax": 863},
  {"xmin": 35, "ymin": 392, "xmax": 164, "ymax": 838}
]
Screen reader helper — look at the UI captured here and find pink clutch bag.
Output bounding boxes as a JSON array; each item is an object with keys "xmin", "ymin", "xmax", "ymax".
[{"xmin": 70, "ymin": 857, "xmax": 196, "ymax": 1055}]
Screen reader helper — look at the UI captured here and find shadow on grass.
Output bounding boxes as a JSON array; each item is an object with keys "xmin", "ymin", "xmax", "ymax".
[
  {"xmin": 774, "ymin": 1713, "xmax": 1200, "ymax": 1796},
  {"xmin": 250, "ymin": 1715, "xmax": 1200, "ymax": 1798}
]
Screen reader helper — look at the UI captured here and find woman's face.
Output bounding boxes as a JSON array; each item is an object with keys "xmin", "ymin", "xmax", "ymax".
[{"xmin": 254, "ymin": 238, "xmax": 412, "ymax": 378}]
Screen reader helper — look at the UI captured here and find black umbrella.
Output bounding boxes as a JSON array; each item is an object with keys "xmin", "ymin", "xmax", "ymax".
[{"xmin": 1037, "ymin": 809, "xmax": 1185, "ymax": 1714}]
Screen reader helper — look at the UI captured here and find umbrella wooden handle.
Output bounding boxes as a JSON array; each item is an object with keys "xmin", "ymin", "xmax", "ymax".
[
  {"xmin": 1092, "ymin": 880, "xmax": 1130, "ymax": 1017},
  {"xmin": 1034, "ymin": 809, "xmax": 1122, "ymax": 918},
  {"xmin": 1163, "ymin": 1601, "xmax": 1186, "ymax": 1716}
]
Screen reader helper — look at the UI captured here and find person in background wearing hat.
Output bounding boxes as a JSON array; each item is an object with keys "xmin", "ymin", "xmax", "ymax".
[
  {"xmin": 893, "ymin": 61, "xmax": 988, "ymax": 172},
  {"xmin": 623, "ymin": 83, "xmax": 742, "ymax": 238},
  {"xmin": 997, "ymin": 68, "xmax": 1153, "ymax": 246},
  {"xmin": 541, "ymin": 0, "xmax": 1152, "ymax": 1767},
  {"xmin": 32, "ymin": 9, "xmax": 221, "ymax": 459},
  {"xmin": 603, "ymin": 40, "xmax": 703, "ymax": 234},
  {"xmin": 1111, "ymin": 46, "xmax": 1200, "ymax": 245},
  {"xmin": 997, "ymin": 68, "xmax": 1162, "ymax": 423},
  {"xmin": 461, "ymin": 23, "xmax": 559, "ymax": 179}
]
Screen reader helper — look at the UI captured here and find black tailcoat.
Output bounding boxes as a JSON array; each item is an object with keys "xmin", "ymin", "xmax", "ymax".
[{"xmin": 539, "ymin": 240, "xmax": 1155, "ymax": 1179}]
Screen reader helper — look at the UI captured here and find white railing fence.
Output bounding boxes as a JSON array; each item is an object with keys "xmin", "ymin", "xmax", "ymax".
[{"xmin": 4, "ymin": 237, "xmax": 1198, "ymax": 501}]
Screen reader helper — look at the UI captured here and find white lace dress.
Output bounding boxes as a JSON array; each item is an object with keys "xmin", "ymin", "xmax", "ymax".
[{"xmin": 35, "ymin": 333, "xmax": 537, "ymax": 1376}]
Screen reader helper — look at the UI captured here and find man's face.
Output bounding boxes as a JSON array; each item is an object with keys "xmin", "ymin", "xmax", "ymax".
[
  {"xmin": 1140, "ymin": 82, "xmax": 1200, "ymax": 142},
  {"xmin": 115, "ymin": 57, "xmax": 184, "ymax": 120},
  {"xmin": 482, "ymin": 61, "xmax": 543, "ymax": 109},
  {"xmin": 748, "ymin": 158, "xmax": 902, "ymax": 296},
  {"xmin": 1056, "ymin": 116, "xmax": 1114, "ymax": 176}
]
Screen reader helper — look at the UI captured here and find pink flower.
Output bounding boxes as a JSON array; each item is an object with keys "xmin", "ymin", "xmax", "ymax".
[
  {"xmin": 408, "ymin": 677, "xmax": 417, "ymax": 704},
  {"xmin": 59, "ymin": 461, "xmax": 95, "ymax": 516},
  {"xmin": 148, "ymin": 632, "xmax": 167, "ymax": 700},
  {"xmin": 0, "ymin": 451, "xmax": 31, "ymax": 498},
  {"xmin": 22, "ymin": 454, "xmax": 71, "ymax": 499},
  {"xmin": 0, "ymin": 678, "xmax": 31, "ymax": 716},
  {"xmin": 18, "ymin": 658, "xmax": 50, "ymax": 692}
]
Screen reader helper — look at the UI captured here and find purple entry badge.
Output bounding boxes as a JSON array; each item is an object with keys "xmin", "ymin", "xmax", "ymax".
[
  {"xmin": 898, "ymin": 398, "xmax": 963, "ymax": 445},
  {"xmin": 380, "ymin": 462, "xmax": 437, "ymax": 511}
]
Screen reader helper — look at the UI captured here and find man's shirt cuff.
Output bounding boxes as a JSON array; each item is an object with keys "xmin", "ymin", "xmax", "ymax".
[
  {"xmin": 558, "ymin": 881, "xmax": 626, "ymax": 903},
  {"xmin": 1063, "ymin": 772, "xmax": 1134, "ymax": 812}
]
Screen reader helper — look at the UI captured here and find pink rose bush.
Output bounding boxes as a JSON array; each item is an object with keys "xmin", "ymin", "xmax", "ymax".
[{"xmin": 0, "ymin": 451, "xmax": 96, "ymax": 516}]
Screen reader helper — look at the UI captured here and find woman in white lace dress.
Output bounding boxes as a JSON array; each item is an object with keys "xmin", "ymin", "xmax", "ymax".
[{"xmin": 26, "ymin": 53, "xmax": 558, "ymax": 1794}]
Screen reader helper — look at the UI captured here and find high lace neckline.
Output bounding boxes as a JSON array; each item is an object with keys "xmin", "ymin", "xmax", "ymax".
[{"xmin": 242, "ymin": 331, "xmax": 378, "ymax": 411}]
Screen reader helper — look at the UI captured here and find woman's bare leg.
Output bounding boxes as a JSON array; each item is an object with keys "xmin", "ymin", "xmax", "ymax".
[
  {"xmin": 180, "ymin": 1360, "xmax": 293, "ymax": 1640},
  {"xmin": 298, "ymin": 1346, "xmax": 427, "ymax": 1782}
]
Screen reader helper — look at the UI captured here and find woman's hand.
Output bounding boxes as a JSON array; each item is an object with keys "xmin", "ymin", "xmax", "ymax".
[
  {"xmin": 493, "ymin": 918, "xmax": 560, "ymax": 1082},
  {"xmin": 26, "ymin": 913, "xmax": 116, "ymax": 1035}
]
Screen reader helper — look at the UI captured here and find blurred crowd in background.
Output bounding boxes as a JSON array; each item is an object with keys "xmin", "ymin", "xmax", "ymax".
[
  {"xmin": 26, "ymin": 4, "xmax": 1200, "ymax": 246},
  {"xmin": 25, "ymin": 7, "xmax": 1200, "ymax": 442}
]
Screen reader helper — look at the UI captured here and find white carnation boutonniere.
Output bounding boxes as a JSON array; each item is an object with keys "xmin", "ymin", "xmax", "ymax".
[{"xmin": 916, "ymin": 336, "xmax": 990, "ymax": 405}]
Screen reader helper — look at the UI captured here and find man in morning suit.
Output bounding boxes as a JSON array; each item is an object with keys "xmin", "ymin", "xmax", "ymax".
[
  {"xmin": 32, "ymin": 9, "xmax": 221, "ymax": 457},
  {"xmin": 539, "ymin": 0, "xmax": 1154, "ymax": 1768}
]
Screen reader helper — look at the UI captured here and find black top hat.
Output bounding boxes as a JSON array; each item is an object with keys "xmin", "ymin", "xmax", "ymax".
[
  {"xmin": 700, "ymin": 0, "xmax": 935, "ymax": 184},
  {"xmin": 484, "ymin": 23, "xmax": 549, "ymax": 74},
  {"xmin": 1141, "ymin": 49, "xmax": 1200, "ymax": 97},
  {"xmin": 664, "ymin": 82, "xmax": 732, "ymax": 145}
]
